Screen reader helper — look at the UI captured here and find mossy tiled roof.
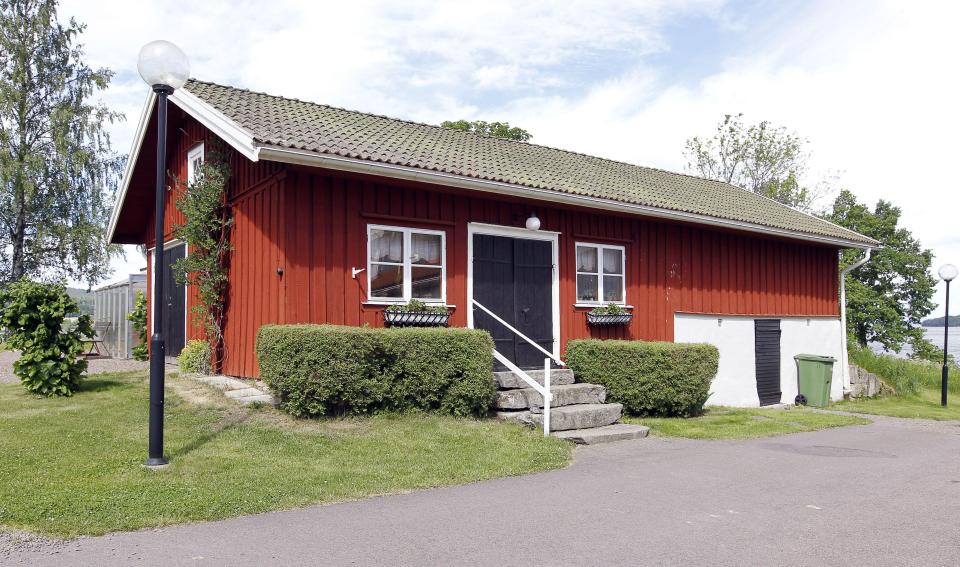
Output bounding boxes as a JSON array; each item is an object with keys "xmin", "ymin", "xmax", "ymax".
[{"xmin": 185, "ymin": 79, "xmax": 876, "ymax": 247}]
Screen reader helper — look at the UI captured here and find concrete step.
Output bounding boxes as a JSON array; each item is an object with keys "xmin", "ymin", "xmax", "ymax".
[
  {"xmin": 235, "ymin": 394, "xmax": 276, "ymax": 406},
  {"xmin": 530, "ymin": 403, "xmax": 623, "ymax": 431},
  {"xmin": 553, "ymin": 423, "xmax": 650, "ymax": 445},
  {"xmin": 225, "ymin": 387, "xmax": 265, "ymax": 399},
  {"xmin": 494, "ymin": 383, "xmax": 606, "ymax": 411},
  {"xmin": 494, "ymin": 368, "xmax": 575, "ymax": 389}
]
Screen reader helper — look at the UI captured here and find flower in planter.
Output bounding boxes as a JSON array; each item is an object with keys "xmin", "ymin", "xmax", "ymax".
[
  {"xmin": 587, "ymin": 303, "xmax": 632, "ymax": 326},
  {"xmin": 384, "ymin": 300, "xmax": 450, "ymax": 327}
]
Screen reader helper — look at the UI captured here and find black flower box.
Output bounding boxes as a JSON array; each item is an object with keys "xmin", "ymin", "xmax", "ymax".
[
  {"xmin": 383, "ymin": 310, "xmax": 450, "ymax": 327},
  {"xmin": 586, "ymin": 312, "xmax": 633, "ymax": 326}
]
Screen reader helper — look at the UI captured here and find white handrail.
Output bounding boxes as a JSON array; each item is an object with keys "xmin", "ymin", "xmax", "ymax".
[
  {"xmin": 475, "ymin": 299, "xmax": 563, "ymax": 437},
  {"xmin": 472, "ymin": 299, "xmax": 565, "ymax": 367}
]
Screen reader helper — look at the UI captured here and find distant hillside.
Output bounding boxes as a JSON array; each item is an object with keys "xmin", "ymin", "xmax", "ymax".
[
  {"xmin": 66, "ymin": 287, "xmax": 94, "ymax": 317},
  {"xmin": 922, "ymin": 315, "xmax": 960, "ymax": 327}
]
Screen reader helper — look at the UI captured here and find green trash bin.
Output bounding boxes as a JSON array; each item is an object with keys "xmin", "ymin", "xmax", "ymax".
[{"xmin": 794, "ymin": 354, "xmax": 836, "ymax": 407}]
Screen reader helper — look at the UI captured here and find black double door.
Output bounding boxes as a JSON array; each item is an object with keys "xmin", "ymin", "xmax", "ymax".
[
  {"xmin": 754, "ymin": 319, "xmax": 782, "ymax": 405},
  {"xmin": 160, "ymin": 244, "xmax": 187, "ymax": 358},
  {"xmin": 472, "ymin": 234, "xmax": 554, "ymax": 369}
]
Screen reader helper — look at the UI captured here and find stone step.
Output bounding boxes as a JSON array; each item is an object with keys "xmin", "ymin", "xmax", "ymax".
[
  {"xmin": 530, "ymin": 403, "xmax": 623, "ymax": 432},
  {"xmin": 225, "ymin": 387, "xmax": 266, "ymax": 399},
  {"xmin": 553, "ymin": 424, "xmax": 650, "ymax": 445},
  {"xmin": 494, "ymin": 368, "xmax": 575, "ymax": 389},
  {"xmin": 494, "ymin": 383, "xmax": 606, "ymax": 411},
  {"xmin": 235, "ymin": 394, "xmax": 276, "ymax": 406}
]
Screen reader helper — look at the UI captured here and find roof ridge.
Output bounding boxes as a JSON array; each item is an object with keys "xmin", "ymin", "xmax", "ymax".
[
  {"xmin": 187, "ymin": 78, "xmax": 737, "ymax": 183},
  {"xmin": 182, "ymin": 78, "xmax": 878, "ymax": 247}
]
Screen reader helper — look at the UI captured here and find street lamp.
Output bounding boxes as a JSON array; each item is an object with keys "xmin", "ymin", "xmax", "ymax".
[
  {"xmin": 938, "ymin": 263, "xmax": 957, "ymax": 407},
  {"xmin": 138, "ymin": 40, "xmax": 189, "ymax": 467}
]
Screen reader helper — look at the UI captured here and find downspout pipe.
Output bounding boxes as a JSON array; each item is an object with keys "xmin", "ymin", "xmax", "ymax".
[{"xmin": 840, "ymin": 248, "xmax": 872, "ymax": 395}]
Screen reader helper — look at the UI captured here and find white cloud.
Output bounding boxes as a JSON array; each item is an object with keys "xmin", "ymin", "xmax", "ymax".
[{"xmin": 61, "ymin": 0, "xmax": 960, "ymax": 318}]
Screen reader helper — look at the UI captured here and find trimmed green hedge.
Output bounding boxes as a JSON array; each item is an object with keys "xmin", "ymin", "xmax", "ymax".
[
  {"xmin": 256, "ymin": 325, "xmax": 495, "ymax": 418},
  {"xmin": 566, "ymin": 339, "xmax": 719, "ymax": 417}
]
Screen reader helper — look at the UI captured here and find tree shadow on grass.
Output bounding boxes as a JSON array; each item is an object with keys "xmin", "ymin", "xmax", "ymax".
[
  {"xmin": 169, "ymin": 408, "xmax": 250, "ymax": 459},
  {"xmin": 77, "ymin": 377, "xmax": 127, "ymax": 394}
]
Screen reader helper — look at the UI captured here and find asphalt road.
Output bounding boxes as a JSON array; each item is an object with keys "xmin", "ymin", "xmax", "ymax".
[{"xmin": 5, "ymin": 414, "xmax": 960, "ymax": 566}]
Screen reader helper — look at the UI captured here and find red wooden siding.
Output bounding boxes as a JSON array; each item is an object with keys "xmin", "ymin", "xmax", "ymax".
[{"xmin": 140, "ymin": 113, "xmax": 840, "ymax": 378}]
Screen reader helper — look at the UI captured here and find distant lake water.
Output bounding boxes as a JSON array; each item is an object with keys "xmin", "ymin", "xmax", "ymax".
[{"xmin": 870, "ymin": 326, "xmax": 960, "ymax": 359}]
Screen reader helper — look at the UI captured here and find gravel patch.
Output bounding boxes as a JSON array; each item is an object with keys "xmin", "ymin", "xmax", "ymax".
[{"xmin": 0, "ymin": 350, "xmax": 147, "ymax": 384}]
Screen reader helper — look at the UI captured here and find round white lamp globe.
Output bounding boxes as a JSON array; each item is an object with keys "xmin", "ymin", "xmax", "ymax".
[
  {"xmin": 137, "ymin": 40, "xmax": 190, "ymax": 90},
  {"xmin": 525, "ymin": 213, "xmax": 541, "ymax": 231},
  {"xmin": 939, "ymin": 263, "xmax": 958, "ymax": 282}
]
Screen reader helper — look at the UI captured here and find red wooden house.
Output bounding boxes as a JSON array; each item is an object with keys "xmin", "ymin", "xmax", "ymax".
[{"xmin": 109, "ymin": 80, "xmax": 878, "ymax": 407}]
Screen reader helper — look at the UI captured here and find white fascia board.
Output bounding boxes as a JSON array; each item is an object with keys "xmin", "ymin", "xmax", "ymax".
[
  {"xmin": 256, "ymin": 145, "xmax": 878, "ymax": 250},
  {"xmin": 169, "ymin": 88, "xmax": 259, "ymax": 161},
  {"xmin": 107, "ymin": 90, "xmax": 156, "ymax": 243},
  {"xmin": 107, "ymin": 88, "xmax": 259, "ymax": 243}
]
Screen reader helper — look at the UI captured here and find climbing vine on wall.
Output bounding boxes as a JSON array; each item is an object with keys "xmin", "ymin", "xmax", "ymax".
[{"xmin": 172, "ymin": 143, "xmax": 232, "ymax": 371}]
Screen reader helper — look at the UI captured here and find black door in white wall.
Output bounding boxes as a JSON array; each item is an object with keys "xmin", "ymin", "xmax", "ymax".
[
  {"xmin": 472, "ymin": 234, "xmax": 553, "ymax": 370},
  {"xmin": 754, "ymin": 319, "xmax": 782, "ymax": 405}
]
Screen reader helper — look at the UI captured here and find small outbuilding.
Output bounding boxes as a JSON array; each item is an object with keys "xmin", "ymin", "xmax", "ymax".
[
  {"xmin": 107, "ymin": 79, "xmax": 878, "ymax": 407},
  {"xmin": 92, "ymin": 273, "xmax": 147, "ymax": 359}
]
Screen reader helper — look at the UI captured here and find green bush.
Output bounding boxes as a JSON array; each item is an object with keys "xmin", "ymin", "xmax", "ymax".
[
  {"xmin": 127, "ymin": 290, "xmax": 148, "ymax": 361},
  {"xmin": 566, "ymin": 339, "xmax": 719, "ymax": 417},
  {"xmin": 0, "ymin": 279, "xmax": 94, "ymax": 397},
  {"xmin": 178, "ymin": 339, "xmax": 211, "ymax": 375},
  {"xmin": 256, "ymin": 324, "xmax": 495, "ymax": 418}
]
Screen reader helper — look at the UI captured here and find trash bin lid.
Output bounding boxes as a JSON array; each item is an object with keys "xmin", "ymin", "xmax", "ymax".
[{"xmin": 794, "ymin": 353, "xmax": 837, "ymax": 363}]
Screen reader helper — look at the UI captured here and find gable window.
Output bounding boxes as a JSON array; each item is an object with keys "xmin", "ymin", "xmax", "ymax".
[
  {"xmin": 368, "ymin": 225, "xmax": 445, "ymax": 303},
  {"xmin": 187, "ymin": 143, "xmax": 204, "ymax": 183},
  {"xmin": 576, "ymin": 243, "xmax": 625, "ymax": 304}
]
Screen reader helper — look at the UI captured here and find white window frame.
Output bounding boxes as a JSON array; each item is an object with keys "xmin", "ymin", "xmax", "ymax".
[
  {"xmin": 187, "ymin": 143, "xmax": 204, "ymax": 183},
  {"xmin": 575, "ymin": 242, "xmax": 626, "ymax": 305},
  {"xmin": 366, "ymin": 224, "xmax": 447, "ymax": 304}
]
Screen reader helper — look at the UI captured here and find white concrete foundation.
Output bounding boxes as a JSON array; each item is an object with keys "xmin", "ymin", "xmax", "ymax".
[{"xmin": 674, "ymin": 313, "xmax": 844, "ymax": 407}]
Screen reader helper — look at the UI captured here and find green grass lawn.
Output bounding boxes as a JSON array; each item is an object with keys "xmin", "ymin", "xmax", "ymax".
[
  {"xmin": 0, "ymin": 371, "xmax": 571, "ymax": 537},
  {"xmin": 834, "ymin": 388, "xmax": 960, "ymax": 421},
  {"xmin": 622, "ymin": 406, "xmax": 869, "ymax": 440}
]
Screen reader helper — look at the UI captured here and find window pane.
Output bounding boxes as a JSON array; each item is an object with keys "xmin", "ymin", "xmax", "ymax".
[
  {"xmin": 603, "ymin": 275, "xmax": 624, "ymax": 302},
  {"xmin": 576, "ymin": 246, "xmax": 598, "ymax": 273},
  {"xmin": 577, "ymin": 274, "xmax": 598, "ymax": 302},
  {"xmin": 603, "ymin": 248, "xmax": 623, "ymax": 275},
  {"xmin": 411, "ymin": 233, "xmax": 442, "ymax": 266},
  {"xmin": 411, "ymin": 266, "xmax": 442, "ymax": 299},
  {"xmin": 370, "ymin": 229, "xmax": 403, "ymax": 263},
  {"xmin": 370, "ymin": 264, "xmax": 403, "ymax": 298}
]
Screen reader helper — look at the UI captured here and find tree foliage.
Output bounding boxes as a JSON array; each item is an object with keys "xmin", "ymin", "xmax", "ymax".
[
  {"xmin": 127, "ymin": 289, "xmax": 147, "ymax": 361},
  {"xmin": 440, "ymin": 120, "xmax": 532, "ymax": 142},
  {"xmin": 0, "ymin": 0, "xmax": 123, "ymax": 286},
  {"xmin": 828, "ymin": 189, "xmax": 937, "ymax": 353},
  {"xmin": 0, "ymin": 278, "xmax": 93, "ymax": 396},
  {"xmin": 172, "ymin": 144, "xmax": 231, "ymax": 371},
  {"xmin": 684, "ymin": 114, "xmax": 821, "ymax": 211}
]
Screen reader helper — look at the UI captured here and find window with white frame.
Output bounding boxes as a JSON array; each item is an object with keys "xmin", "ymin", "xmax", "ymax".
[
  {"xmin": 187, "ymin": 143, "xmax": 204, "ymax": 183},
  {"xmin": 575, "ymin": 243, "xmax": 625, "ymax": 304},
  {"xmin": 368, "ymin": 225, "xmax": 445, "ymax": 302}
]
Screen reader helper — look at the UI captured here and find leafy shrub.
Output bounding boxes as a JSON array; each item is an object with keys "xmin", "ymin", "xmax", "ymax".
[
  {"xmin": 566, "ymin": 339, "xmax": 719, "ymax": 417},
  {"xmin": 257, "ymin": 324, "xmax": 494, "ymax": 417},
  {"xmin": 127, "ymin": 290, "xmax": 148, "ymax": 361},
  {"xmin": 178, "ymin": 339, "xmax": 211, "ymax": 375},
  {"xmin": 0, "ymin": 279, "xmax": 94, "ymax": 397}
]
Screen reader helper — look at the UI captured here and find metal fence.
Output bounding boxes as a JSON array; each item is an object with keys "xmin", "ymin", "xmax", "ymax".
[{"xmin": 93, "ymin": 273, "xmax": 147, "ymax": 359}]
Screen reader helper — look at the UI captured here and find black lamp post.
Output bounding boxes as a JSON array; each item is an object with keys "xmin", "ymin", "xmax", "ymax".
[
  {"xmin": 938, "ymin": 263, "xmax": 957, "ymax": 407},
  {"xmin": 137, "ymin": 40, "xmax": 190, "ymax": 468}
]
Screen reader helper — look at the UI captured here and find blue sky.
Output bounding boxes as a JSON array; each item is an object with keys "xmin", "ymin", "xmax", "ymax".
[{"xmin": 60, "ymin": 0, "xmax": 960, "ymax": 317}]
